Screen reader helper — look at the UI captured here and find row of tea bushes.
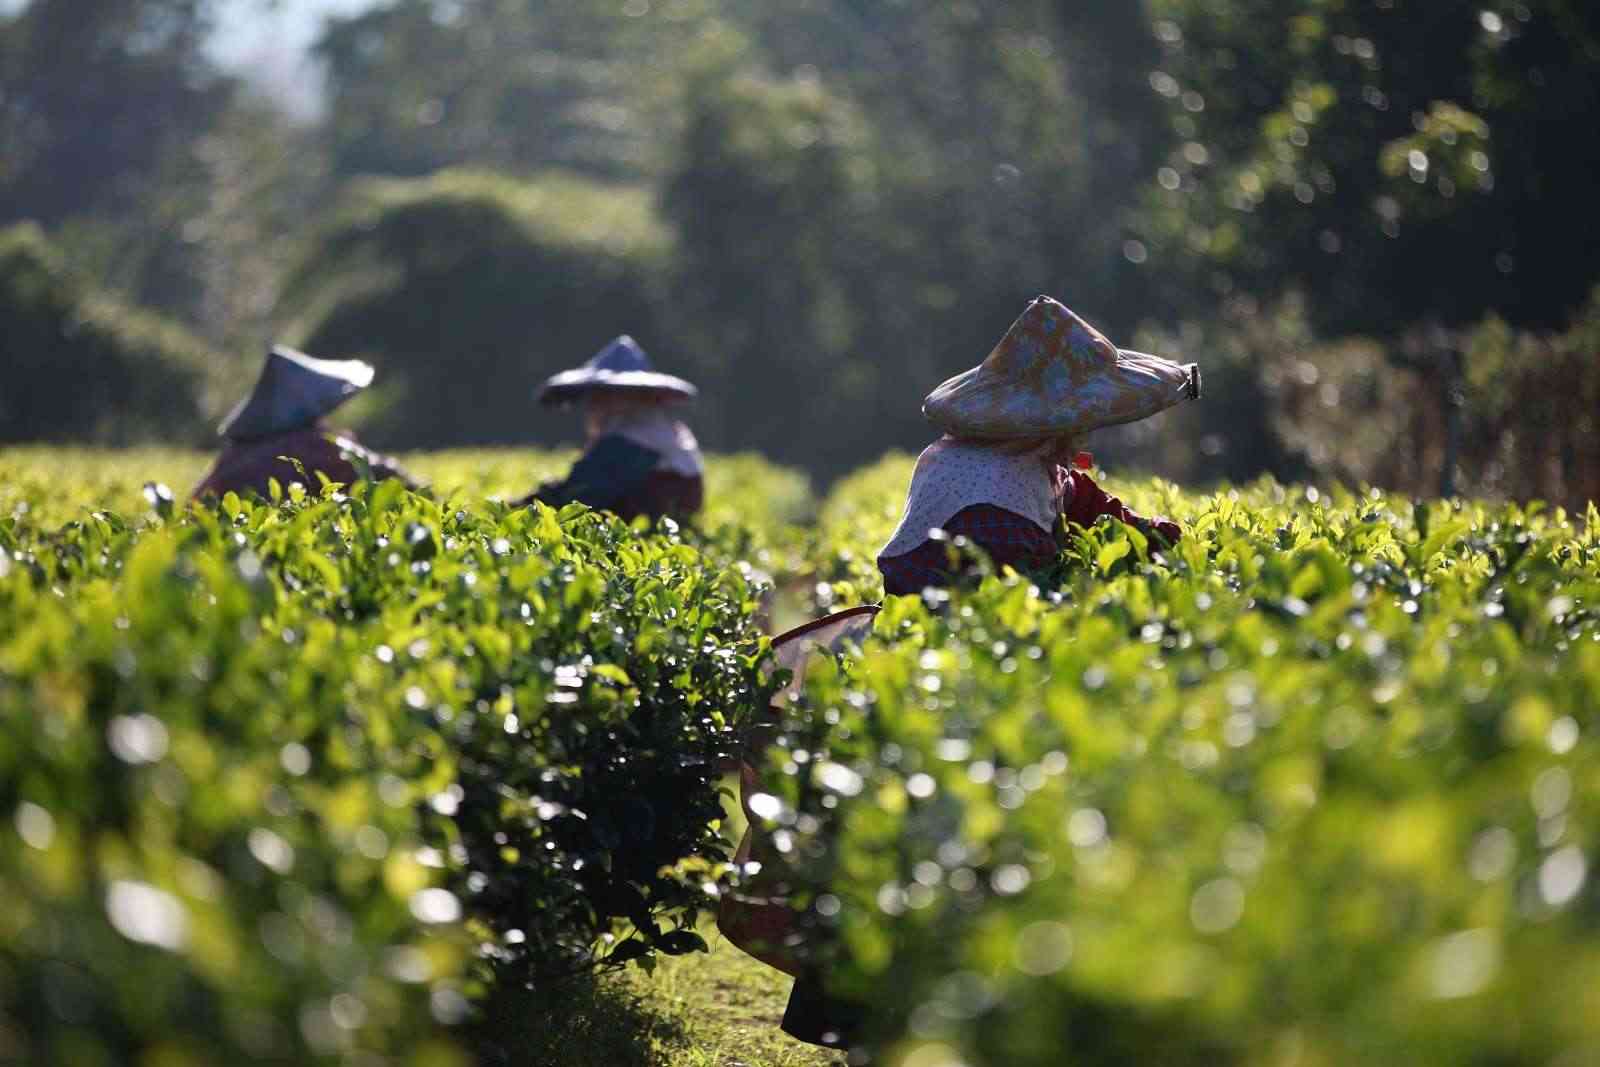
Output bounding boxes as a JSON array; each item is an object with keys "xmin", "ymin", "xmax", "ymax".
[
  {"xmin": 0, "ymin": 463, "xmax": 787, "ymax": 1064},
  {"xmin": 769, "ymin": 485, "xmax": 1600, "ymax": 1065},
  {"xmin": 799, "ymin": 451, "xmax": 913, "ymax": 610},
  {"xmin": 0, "ymin": 447, "xmax": 816, "ymax": 533}
]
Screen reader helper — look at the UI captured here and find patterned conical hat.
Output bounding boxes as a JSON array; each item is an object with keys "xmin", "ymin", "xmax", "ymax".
[
  {"xmin": 923, "ymin": 296, "xmax": 1201, "ymax": 439},
  {"xmin": 217, "ymin": 346, "xmax": 375, "ymax": 441},
  {"xmin": 537, "ymin": 336, "xmax": 697, "ymax": 406}
]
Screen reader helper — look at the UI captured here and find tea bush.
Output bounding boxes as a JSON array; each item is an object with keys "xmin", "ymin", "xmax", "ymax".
[
  {"xmin": 799, "ymin": 451, "xmax": 913, "ymax": 610},
  {"xmin": 767, "ymin": 483, "xmax": 1600, "ymax": 1065},
  {"xmin": 0, "ymin": 447, "xmax": 813, "ymax": 542},
  {"xmin": 0, "ymin": 450, "xmax": 798, "ymax": 1062},
  {"xmin": 0, "ymin": 487, "xmax": 469, "ymax": 1065}
]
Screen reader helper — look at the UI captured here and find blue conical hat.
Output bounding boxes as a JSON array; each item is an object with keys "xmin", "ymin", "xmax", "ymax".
[
  {"xmin": 537, "ymin": 336, "xmax": 697, "ymax": 406},
  {"xmin": 923, "ymin": 297, "xmax": 1201, "ymax": 439},
  {"xmin": 217, "ymin": 346, "xmax": 375, "ymax": 441}
]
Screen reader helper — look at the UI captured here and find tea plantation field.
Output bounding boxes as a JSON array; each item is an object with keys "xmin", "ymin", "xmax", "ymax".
[{"xmin": 1, "ymin": 448, "xmax": 1596, "ymax": 1066}]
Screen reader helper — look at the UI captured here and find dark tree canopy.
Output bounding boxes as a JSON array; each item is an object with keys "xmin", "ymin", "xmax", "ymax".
[
  {"xmin": 0, "ymin": 0, "xmax": 230, "ymax": 226},
  {"xmin": 1139, "ymin": 0, "xmax": 1600, "ymax": 332}
]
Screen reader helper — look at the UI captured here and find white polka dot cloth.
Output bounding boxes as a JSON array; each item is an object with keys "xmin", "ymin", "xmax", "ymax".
[{"xmin": 878, "ymin": 436, "xmax": 1066, "ymax": 559}]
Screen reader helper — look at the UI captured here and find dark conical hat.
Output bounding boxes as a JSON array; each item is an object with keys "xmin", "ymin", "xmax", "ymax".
[
  {"xmin": 923, "ymin": 296, "xmax": 1201, "ymax": 439},
  {"xmin": 217, "ymin": 346, "xmax": 375, "ymax": 441},
  {"xmin": 537, "ymin": 336, "xmax": 697, "ymax": 406}
]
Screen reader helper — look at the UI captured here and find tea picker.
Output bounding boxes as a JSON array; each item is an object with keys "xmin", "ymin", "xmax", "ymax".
[
  {"xmin": 191, "ymin": 345, "xmax": 415, "ymax": 501},
  {"xmin": 724, "ymin": 295, "xmax": 1204, "ymax": 1053},
  {"xmin": 515, "ymin": 335, "xmax": 704, "ymax": 522},
  {"xmin": 877, "ymin": 295, "xmax": 1200, "ymax": 595}
]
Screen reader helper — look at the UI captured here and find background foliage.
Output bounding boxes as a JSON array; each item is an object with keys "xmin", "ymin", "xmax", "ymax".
[
  {"xmin": 3, "ymin": 0, "xmax": 1597, "ymax": 502},
  {"xmin": 0, "ymin": 224, "xmax": 215, "ymax": 446}
]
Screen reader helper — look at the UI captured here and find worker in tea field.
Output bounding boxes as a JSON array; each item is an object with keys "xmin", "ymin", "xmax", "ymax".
[
  {"xmin": 876, "ymin": 294, "xmax": 1198, "ymax": 595},
  {"xmin": 515, "ymin": 335, "xmax": 704, "ymax": 521},
  {"xmin": 737, "ymin": 298, "xmax": 1203, "ymax": 1053},
  {"xmin": 191, "ymin": 345, "xmax": 414, "ymax": 501}
]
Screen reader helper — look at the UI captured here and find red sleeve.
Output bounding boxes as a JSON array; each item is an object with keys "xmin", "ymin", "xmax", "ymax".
[{"xmin": 1060, "ymin": 469, "xmax": 1182, "ymax": 545}]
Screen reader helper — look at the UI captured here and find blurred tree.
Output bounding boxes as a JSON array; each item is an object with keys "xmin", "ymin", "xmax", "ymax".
[
  {"xmin": 661, "ymin": 52, "xmax": 894, "ymax": 475},
  {"xmin": 726, "ymin": 1, "xmax": 1169, "ymax": 328},
  {"xmin": 284, "ymin": 169, "xmax": 673, "ymax": 449},
  {"xmin": 0, "ymin": 223, "xmax": 214, "ymax": 444},
  {"xmin": 0, "ymin": 0, "xmax": 231, "ymax": 226},
  {"xmin": 52, "ymin": 96, "xmax": 328, "ymax": 353},
  {"xmin": 661, "ymin": 4, "xmax": 1182, "ymax": 474},
  {"xmin": 1135, "ymin": 0, "xmax": 1600, "ymax": 333},
  {"xmin": 315, "ymin": 0, "xmax": 710, "ymax": 182},
  {"xmin": 0, "ymin": 0, "xmax": 313, "ymax": 375}
]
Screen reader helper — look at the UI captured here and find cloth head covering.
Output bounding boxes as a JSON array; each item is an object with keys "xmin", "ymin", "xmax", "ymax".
[
  {"xmin": 878, "ymin": 437, "xmax": 1063, "ymax": 559},
  {"xmin": 537, "ymin": 336, "xmax": 698, "ymax": 406},
  {"xmin": 218, "ymin": 345, "xmax": 375, "ymax": 441},
  {"xmin": 593, "ymin": 407, "xmax": 704, "ymax": 478},
  {"xmin": 923, "ymin": 296, "xmax": 1201, "ymax": 439}
]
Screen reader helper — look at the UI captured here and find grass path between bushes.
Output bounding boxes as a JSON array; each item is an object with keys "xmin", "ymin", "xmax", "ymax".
[
  {"xmin": 473, "ymin": 777, "xmax": 843, "ymax": 1067},
  {"xmin": 475, "ymin": 932, "xmax": 845, "ymax": 1067}
]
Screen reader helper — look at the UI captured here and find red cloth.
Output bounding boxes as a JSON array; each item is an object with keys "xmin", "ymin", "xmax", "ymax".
[
  {"xmin": 1058, "ymin": 468, "xmax": 1182, "ymax": 544},
  {"xmin": 877, "ymin": 470, "xmax": 1180, "ymax": 595},
  {"xmin": 191, "ymin": 428, "xmax": 413, "ymax": 501}
]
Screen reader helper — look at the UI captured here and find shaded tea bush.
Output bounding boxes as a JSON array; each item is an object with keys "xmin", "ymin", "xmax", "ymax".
[{"xmin": 415, "ymin": 495, "xmax": 775, "ymax": 983}]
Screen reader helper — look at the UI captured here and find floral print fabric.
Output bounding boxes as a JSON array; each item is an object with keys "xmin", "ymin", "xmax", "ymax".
[{"xmin": 922, "ymin": 295, "xmax": 1198, "ymax": 440}]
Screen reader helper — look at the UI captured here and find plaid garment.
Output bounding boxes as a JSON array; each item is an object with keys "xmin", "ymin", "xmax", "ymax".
[
  {"xmin": 878, "ymin": 503, "xmax": 1056, "ymax": 596},
  {"xmin": 877, "ymin": 472, "xmax": 1181, "ymax": 596}
]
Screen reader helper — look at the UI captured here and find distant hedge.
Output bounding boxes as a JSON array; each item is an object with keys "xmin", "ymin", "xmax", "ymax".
[
  {"xmin": 0, "ymin": 223, "xmax": 214, "ymax": 446},
  {"xmin": 285, "ymin": 170, "xmax": 676, "ymax": 450}
]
